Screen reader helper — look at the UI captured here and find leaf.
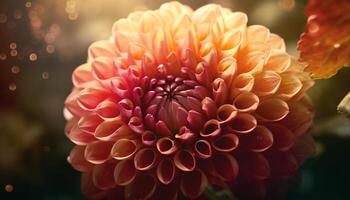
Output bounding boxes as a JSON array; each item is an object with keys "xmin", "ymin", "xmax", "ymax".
[{"xmin": 297, "ymin": 0, "xmax": 350, "ymax": 78}]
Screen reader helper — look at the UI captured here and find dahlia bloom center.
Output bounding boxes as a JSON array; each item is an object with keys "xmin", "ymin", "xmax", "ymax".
[{"xmin": 141, "ymin": 75, "xmax": 208, "ymax": 134}]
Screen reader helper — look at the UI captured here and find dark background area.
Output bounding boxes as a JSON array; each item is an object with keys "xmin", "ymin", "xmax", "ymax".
[{"xmin": 0, "ymin": 0, "xmax": 349, "ymax": 199}]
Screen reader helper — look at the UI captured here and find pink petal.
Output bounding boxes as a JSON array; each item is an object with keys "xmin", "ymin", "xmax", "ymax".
[
  {"xmin": 134, "ymin": 148, "xmax": 159, "ymax": 171},
  {"xmin": 240, "ymin": 125, "xmax": 274, "ymax": 152},
  {"xmin": 217, "ymin": 104, "xmax": 238, "ymax": 123},
  {"xmin": 78, "ymin": 113, "xmax": 103, "ymax": 134},
  {"xmin": 114, "ymin": 159, "xmax": 136, "ymax": 186},
  {"xmin": 125, "ymin": 175, "xmax": 157, "ymax": 200},
  {"xmin": 84, "ymin": 141, "xmax": 114, "ymax": 164},
  {"xmin": 180, "ymin": 170, "xmax": 208, "ymax": 199},
  {"xmin": 95, "ymin": 99, "xmax": 120, "ymax": 119},
  {"xmin": 200, "ymin": 119, "xmax": 221, "ymax": 138},
  {"xmin": 142, "ymin": 131, "xmax": 157, "ymax": 146},
  {"xmin": 81, "ymin": 172, "xmax": 106, "ymax": 199},
  {"xmin": 175, "ymin": 126, "xmax": 196, "ymax": 143},
  {"xmin": 187, "ymin": 110, "xmax": 205, "ymax": 130},
  {"xmin": 67, "ymin": 125, "xmax": 97, "ymax": 145},
  {"xmin": 111, "ymin": 139, "xmax": 138, "ymax": 160},
  {"xmin": 236, "ymin": 152, "xmax": 270, "ymax": 180},
  {"xmin": 157, "ymin": 158, "xmax": 176, "ymax": 184},
  {"xmin": 212, "ymin": 154, "xmax": 239, "ymax": 181},
  {"xmin": 174, "ymin": 150, "xmax": 196, "ymax": 171},
  {"xmin": 212, "ymin": 78, "xmax": 228, "ymax": 105},
  {"xmin": 67, "ymin": 146, "xmax": 94, "ymax": 172},
  {"xmin": 267, "ymin": 124, "xmax": 295, "ymax": 151},
  {"xmin": 226, "ymin": 113, "xmax": 257, "ymax": 134},
  {"xmin": 92, "ymin": 161, "xmax": 117, "ymax": 190},
  {"xmin": 194, "ymin": 140, "xmax": 212, "ymax": 159},
  {"xmin": 156, "ymin": 137, "xmax": 178, "ymax": 155},
  {"xmin": 77, "ymin": 85, "xmax": 110, "ymax": 111},
  {"xmin": 256, "ymin": 98, "xmax": 289, "ymax": 121},
  {"xmin": 201, "ymin": 97, "xmax": 217, "ymax": 118},
  {"xmin": 95, "ymin": 119, "xmax": 131, "ymax": 141},
  {"xmin": 212, "ymin": 134, "xmax": 239, "ymax": 153},
  {"xmin": 72, "ymin": 63, "xmax": 94, "ymax": 88},
  {"xmin": 88, "ymin": 40, "xmax": 118, "ymax": 60}
]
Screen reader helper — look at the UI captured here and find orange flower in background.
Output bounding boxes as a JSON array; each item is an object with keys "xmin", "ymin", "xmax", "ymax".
[
  {"xmin": 298, "ymin": 0, "xmax": 350, "ymax": 78},
  {"xmin": 64, "ymin": 2, "xmax": 315, "ymax": 199}
]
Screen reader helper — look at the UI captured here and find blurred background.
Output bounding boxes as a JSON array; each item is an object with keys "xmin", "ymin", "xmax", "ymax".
[{"xmin": 0, "ymin": 0, "xmax": 349, "ymax": 199}]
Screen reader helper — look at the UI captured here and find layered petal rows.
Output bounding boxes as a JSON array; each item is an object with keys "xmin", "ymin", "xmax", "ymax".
[{"xmin": 64, "ymin": 2, "xmax": 315, "ymax": 199}]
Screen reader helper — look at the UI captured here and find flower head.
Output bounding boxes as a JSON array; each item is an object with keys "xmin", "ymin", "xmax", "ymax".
[{"xmin": 64, "ymin": 2, "xmax": 315, "ymax": 199}]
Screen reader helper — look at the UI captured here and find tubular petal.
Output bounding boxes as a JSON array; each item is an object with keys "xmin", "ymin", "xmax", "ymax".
[
  {"xmin": 114, "ymin": 159, "xmax": 136, "ymax": 186},
  {"xmin": 95, "ymin": 119, "xmax": 130, "ymax": 141},
  {"xmin": 95, "ymin": 99, "xmax": 120, "ymax": 119},
  {"xmin": 180, "ymin": 170, "xmax": 208, "ymax": 199},
  {"xmin": 157, "ymin": 137, "xmax": 178, "ymax": 155},
  {"xmin": 111, "ymin": 139, "xmax": 138, "ymax": 160},
  {"xmin": 236, "ymin": 152, "xmax": 270, "ymax": 180},
  {"xmin": 212, "ymin": 134, "xmax": 239, "ymax": 152},
  {"xmin": 92, "ymin": 161, "xmax": 117, "ymax": 190},
  {"xmin": 212, "ymin": 154, "xmax": 239, "ymax": 181},
  {"xmin": 134, "ymin": 148, "xmax": 158, "ymax": 171},
  {"xmin": 256, "ymin": 98, "xmax": 289, "ymax": 121},
  {"xmin": 78, "ymin": 113, "xmax": 103, "ymax": 134},
  {"xmin": 200, "ymin": 119, "xmax": 221, "ymax": 138},
  {"xmin": 240, "ymin": 125, "xmax": 274, "ymax": 152},
  {"xmin": 85, "ymin": 141, "xmax": 114, "ymax": 164},
  {"xmin": 125, "ymin": 175, "xmax": 157, "ymax": 200},
  {"xmin": 67, "ymin": 126, "xmax": 96, "ymax": 145},
  {"xmin": 67, "ymin": 146, "xmax": 94, "ymax": 172},
  {"xmin": 267, "ymin": 124, "xmax": 295, "ymax": 151},
  {"xmin": 253, "ymin": 71, "xmax": 281, "ymax": 96},
  {"xmin": 227, "ymin": 113, "xmax": 257, "ymax": 134},
  {"xmin": 174, "ymin": 150, "xmax": 196, "ymax": 171},
  {"xmin": 217, "ymin": 104, "xmax": 238, "ymax": 123},
  {"xmin": 201, "ymin": 97, "xmax": 217, "ymax": 118},
  {"xmin": 233, "ymin": 92, "xmax": 259, "ymax": 113},
  {"xmin": 72, "ymin": 63, "xmax": 94, "ymax": 88},
  {"xmin": 194, "ymin": 140, "xmax": 212, "ymax": 159},
  {"xmin": 142, "ymin": 131, "xmax": 157, "ymax": 146},
  {"xmin": 157, "ymin": 158, "xmax": 176, "ymax": 184}
]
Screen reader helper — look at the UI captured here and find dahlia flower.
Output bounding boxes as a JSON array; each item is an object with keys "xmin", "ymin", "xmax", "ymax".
[{"xmin": 64, "ymin": 2, "xmax": 315, "ymax": 199}]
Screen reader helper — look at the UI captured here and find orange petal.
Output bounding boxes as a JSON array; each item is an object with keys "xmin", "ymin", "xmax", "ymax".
[
  {"xmin": 297, "ymin": 0, "xmax": 350, "ymax": 78},
  {"xmin": 255, "ymin": 98, "xmax": 289, "ymax": 121},
  {"xmin": 233, "ymin": 92, "xmax": 259, "ymax": 113}
]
